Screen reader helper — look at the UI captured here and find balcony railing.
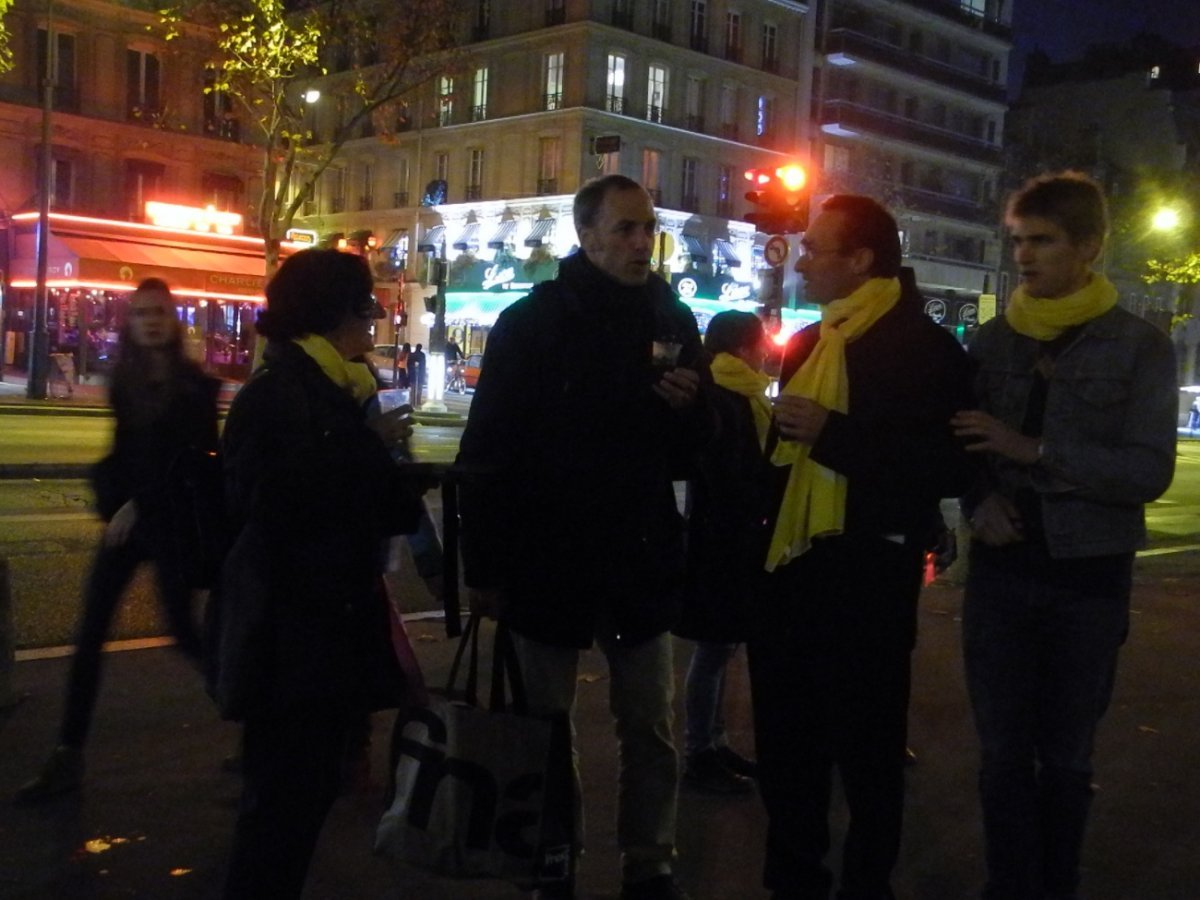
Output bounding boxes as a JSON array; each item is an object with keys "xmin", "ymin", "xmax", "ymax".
[
  {"xmin": 537, "ymin": 178, "xmax": 558, "ymax": 195},
  {"xmin": 820, "ymin": 100, "xmax": 1002, "ymax": 165},
  {"xmin": 724, "ymin": 44, "xmax": 743, "ymax": 63},
  {"xmin": 606, "ymin": 95, "xmax": 625, "ymax": 114},
  {"xmin": 543, "ymin": 92, "xmax": 563, "ymax": 111},
  {"xmin": 690, "ymin": 33, "xmax": 709, "ymax": 53},
  {"xmin": 894, "ymin": 183, "xmax": 989, "ymax": 223},
  {"xmin": 895, "ymin": 0, "xmax": 1012, "ymax": 40},
  {"xmin": 204, "ymin": 116, "xmax": 241, "ymax": 142},
  {"xmin": 359, "ymin": 194, "xmax": 374, "ymax": 211},
  {"xmin": 686, "ymin": 114, "xmax": 705, "ymax": 132},
  {"xmin": 652, "ymin": 22, "xmax": 672, "ymax": 41},
  {"xmin": 680, "ymin": 194, "xmax": 700, "ymax": 213},
  {"xmin": 825, "ymin": 29, "xmax": 1006, "ymax": 104},
  {"xmin": 471, "ymin": 104, "xmax": 487, "ymax": 122},
  {"xmin": 465, "ymin": 185, "xmax": 483, "ymax": 201},
  {"xmin": 393, "ymin": 190, "xmax": 409, "ymax": 207},
  {"xmin": 763, "ymin": 56, "xmax": 780, "ymax": 75},
  {"xmin": 331, "ymin": 197, "xmax": 346, "ymax": 213},
  {"xmin": 545, "ymin": 7, "xmax": 565, "ymax": 26},
  {"xmin": 646, "ymin": 104, "xmax": 664, "ymax": 123}
]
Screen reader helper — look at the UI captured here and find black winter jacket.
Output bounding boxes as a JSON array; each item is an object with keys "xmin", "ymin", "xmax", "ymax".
[
  {"xmin": 458, "ymin": 251, "xmax": 711, "ymax": 648},
  {"xmin": 209, "ymin": 340, "xmax": 424, "ymax": 719}
]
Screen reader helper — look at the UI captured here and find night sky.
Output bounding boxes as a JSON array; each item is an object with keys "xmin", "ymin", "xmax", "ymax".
[{"xmin": 1010, "ymin": 0, "xmax": 1200, "ymax": 92}]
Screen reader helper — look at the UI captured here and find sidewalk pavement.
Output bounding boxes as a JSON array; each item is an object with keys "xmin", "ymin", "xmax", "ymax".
[{"xmin": 2, "ymin": 551, "xmax": 1199, "ymax": 900}]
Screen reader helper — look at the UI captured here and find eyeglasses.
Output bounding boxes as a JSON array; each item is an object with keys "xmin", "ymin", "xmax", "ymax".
[{"xmin": 798, "ymin": 242, "xmax": 847, "ymax": 258}]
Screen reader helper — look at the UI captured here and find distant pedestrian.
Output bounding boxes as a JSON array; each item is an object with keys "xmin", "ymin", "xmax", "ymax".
[
  {"xmin": 675, "ymin": 311, "xmax": 774, "ymax": 796},
  {"xmin": 397, "ymin": 342, "xmax": 411, "ymax": 389},
  {"xmin": 409, "ymin": 342, "xmax": 426, "ymax": 405},
  {"xmin": 952, "ymin": 171, "xmax": 1177, "ymax": 899},
  {"xmin": 210, "ymin": 249, "xmax": 425, "ymax": 899},
  {"xmin": 1189, "ymin": 395, "xmax": 1200, "ymax": 431},
  {"xmin": 15, "ymin": 278, "xmax": 221, "ymax": 804}
]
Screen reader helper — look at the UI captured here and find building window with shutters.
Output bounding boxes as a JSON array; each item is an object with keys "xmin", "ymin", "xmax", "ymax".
[
  {"xmin": 606, "ymin": 54, "xmax": 626, "ymax": 114},
  {"xmin": 472, "ymin": 67, "xmax": 489, "ymax": 121},
  {"xmin": 127, "ymin": 48, "xmax": 161, "ymax": 121},
  {"xmin": 125, "ymin": 159, "xmax": 165, "ymax": 221},
  {"xmin": 681, "ymin": 157, "xmax": 699, "ymax": 212},
  {"xmin": 438, "ymin": 76, "xmax": 455, "ymax": 126},
  {"xmin": 38, "ymin": 29, "xmax": 77, "ymax": 112},
  {"xmin": 544, "ymin": 52, "xmax": 564, "ymax": 110},
  {"xmin": 467, "ymin": 149, "xmax": 484, "ymax": 200},
  {"xmin": 647, "ymin": 64, "xmax": 668, "ymax": 123},
  {"xmin": 761, "ymin": 23, "xmax": 779, "ymax": 73}
]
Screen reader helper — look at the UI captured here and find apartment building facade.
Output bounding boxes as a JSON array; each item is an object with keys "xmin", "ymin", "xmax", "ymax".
[
  {"xmin": 811, "ymin": 0, "xmax": 1011, "ymax": 336},
  {"xmin": 295, "ymin": 0, "xmax": 817, "ymax": 354},
  {"xmin": 0, "ymin": 0, "xmax": 265, "ymax": 379}
]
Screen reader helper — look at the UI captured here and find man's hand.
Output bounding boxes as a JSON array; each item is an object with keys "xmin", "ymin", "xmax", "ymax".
[
  {"xmin": 104, "ymin": 499, "xmax": 138, "ymax": 548},
  {"xmin": 951, "ymin": 410, "xmax": 1040, "ymax": 465},
  {"xmin": 367, "ymin": 404, "xmax": 415, "ymax": 452},
  {"xmin": 773, "ymin": 395, "xmax": 830, "ymax": 445},
  {"xmin": 653, "ymin": 366, "xmax": 700, "ymax": 410},
  {"xmin": 968, "ymin": 492, "xmax": 1025, "ymax": 547},
  {"xmin": 466, "ymin": 586, "xmax": 505, "ymax": 620}
]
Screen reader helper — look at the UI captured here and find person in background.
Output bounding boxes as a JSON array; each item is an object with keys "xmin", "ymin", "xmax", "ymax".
[
  {"xmin": 751, "ymin": 195, "xmax": 975, "ymax": 900},
  {"xmin": 397, "ymin": 342, "xmax": 411, "ymax": 389},
  {"xmin": 952, "ymin": 171, "xmax": 1177, "ymax": 900},
  {"xmin": 15, "ymin": 278, "xmax": 221, "ymax": 804},
  {"xmin": 458, "ymin": 174, "xmax": 708, "ymax": 900},
  {"xmin": 210, "ymin": 249, "xmax": 425, "ymax": 899},
  {"xmin": 676, "ymin": 311, "xmax": 774, "ymax": 795},
  {"xmin": 408, "ymin": 342, "xmax": 427, "ymax": 406}
]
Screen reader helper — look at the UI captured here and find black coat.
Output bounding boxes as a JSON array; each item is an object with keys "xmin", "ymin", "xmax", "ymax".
[
  {"xmin": 457, "ymin": 251, "xmax": 712, "ymax": 648},
  {"xmin": 779, "ymin": 299, "xmax": 976, "ymax": 544},
  {"xmin": 209, "ymin": 341, "xmax": 424, "ymax": 719},
  {"xmin": 675, "ymin": 384, "xmax": 777, "ymax": 644}
]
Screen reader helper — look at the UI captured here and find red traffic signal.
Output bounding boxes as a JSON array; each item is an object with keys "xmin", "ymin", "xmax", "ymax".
[{"xmin": 743, "ymin": 162, "xmax": 811, "ymax": 234}]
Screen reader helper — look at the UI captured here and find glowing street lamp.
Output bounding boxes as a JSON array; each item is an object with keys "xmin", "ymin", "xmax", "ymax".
[{"xmin": 1152, "ymin": 207, "xmax": 1182, "ymax": 232}]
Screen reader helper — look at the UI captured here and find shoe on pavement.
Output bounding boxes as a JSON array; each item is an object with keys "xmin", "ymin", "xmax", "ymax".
[
  {"xmin": 14, "ymin": 746, "xmax": 84, "ymax": 804},
  {"xmin": 715, "ymin": 745, "xmax": 758, "ymax": 779},
  {"xmin": 620, "ymin": 874, "xmax": 693, "ymax": 900},
  {"xmin": 683, "ymin": 748, "xmax": 754, "ymax": 795}
]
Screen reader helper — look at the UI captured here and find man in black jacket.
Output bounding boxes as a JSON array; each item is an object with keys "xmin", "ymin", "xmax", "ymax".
[
  {"xmin": 750, "ymin": 195, "xmax": 974, "ymax": 900},
  {"xmin": 458, "ymin": 175, "xmax": 707, "ymax": 900}
]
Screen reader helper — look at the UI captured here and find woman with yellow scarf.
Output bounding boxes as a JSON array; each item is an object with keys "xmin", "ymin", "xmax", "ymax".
[{"xmin": 675, "ymin": 311, "xmax": 776, "ymax": 796}]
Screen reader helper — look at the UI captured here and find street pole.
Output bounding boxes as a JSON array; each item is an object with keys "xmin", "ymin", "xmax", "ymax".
[{"xmin": 28, "ymin": 0, "xmax": 56, "ymax": 400}]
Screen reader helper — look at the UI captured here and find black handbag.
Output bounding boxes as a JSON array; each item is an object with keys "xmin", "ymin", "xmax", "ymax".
[{"xmin": 166, "ymin": 446, "xmax": 227, "ymax": 589}]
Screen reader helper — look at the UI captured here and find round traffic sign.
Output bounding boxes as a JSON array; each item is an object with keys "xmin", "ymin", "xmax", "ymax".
[
  {"xmin": 924, "ymin": 299, "xmax": 947, "ymax": 323},
  {"xmin": 764, "ymin": 235, "xmax": 789, "ymax": 267}
]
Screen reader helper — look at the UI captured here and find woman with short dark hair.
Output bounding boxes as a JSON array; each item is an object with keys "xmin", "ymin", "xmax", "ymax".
[{"xmin": 211, "ymin": 249, "xmax": 425, "ymax": 898}]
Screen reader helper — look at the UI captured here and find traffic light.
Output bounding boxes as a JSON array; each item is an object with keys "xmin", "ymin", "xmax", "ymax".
[{"xmin": 743, "ymin": 162, "xmax": 811, "ymax": 234}]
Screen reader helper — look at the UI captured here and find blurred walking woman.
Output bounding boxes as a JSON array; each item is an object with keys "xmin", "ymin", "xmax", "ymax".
[
  {"xmin": 16, "ymin": 278, "xmax": 221, "ymax": 803},
  {"xmin": 210, "ymin": 249, "xmax": 424, "ymax": 898}
]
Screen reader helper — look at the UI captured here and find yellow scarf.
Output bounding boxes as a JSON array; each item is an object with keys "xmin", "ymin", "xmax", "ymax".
[
  {"xmin": 710, "ymin": 352, "xmax": 772, "ymax": 450},
  {"xmin": 293, "ymin": 334, "xmax": 379, "ymax": 405},
  {"xmin": 1005, "ymin": 273, "xmax": 1117, "ymax": 340},
  {"xmin": 766, "ymin": 277, "xmax": 901, "ymax": 571}
]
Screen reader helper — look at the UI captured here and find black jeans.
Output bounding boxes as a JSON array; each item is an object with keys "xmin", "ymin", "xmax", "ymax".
[
  {"xmin": 964, "ymin": 545, "xmax": 1131, "ymax": 900},
  {"xmin": 748, "ymin": 536, "xmax": 922, "ymax": 900},
  {"xmin": 60, "ymin": 526, "xmax": 201, "ymax": 748}
]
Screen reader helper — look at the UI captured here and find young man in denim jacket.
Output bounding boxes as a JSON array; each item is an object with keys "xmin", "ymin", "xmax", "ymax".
[{"xmin": 952, "ymin": 172, "xmax": 1177, "ymax": 900}]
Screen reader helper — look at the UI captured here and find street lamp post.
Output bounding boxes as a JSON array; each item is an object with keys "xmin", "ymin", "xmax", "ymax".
[{"xmin": 28, "ymin": 0, "xmax": 56, "ymax": 400}]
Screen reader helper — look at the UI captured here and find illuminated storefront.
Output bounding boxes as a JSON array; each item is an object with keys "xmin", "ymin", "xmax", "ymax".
[{"xmin": 3, "ymin": 209, "xmax": 301, "ymax": 380}]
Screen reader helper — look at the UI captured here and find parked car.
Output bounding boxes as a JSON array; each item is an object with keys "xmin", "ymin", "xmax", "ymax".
[{"xmin": 368, "ymin": 343, "xmax": 405, "ymax": 385}]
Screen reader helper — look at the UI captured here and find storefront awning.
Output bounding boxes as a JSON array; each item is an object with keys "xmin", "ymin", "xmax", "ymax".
[
  {"xmin": 524, "ymin": 218, "xmax": 556, "ymax": 247},
  {"xmin": 381, "ymin": 228, "xmax": 407, "ymax": 248},
  {"xmin": 714, "ymin": 239, "xmax": 742, "ymax": 267},
  {"xmin": 11, "ymin": 232, "xmax": 270, "ymax": 297},
  {"xmin": 487, "ymin": 220, "xmax": 517, "ymax": 248},
  {"xmin": 417, "ymin": 225, "xmax": 446, "ymax": 252},
  {"xmin": 681, "ymin": 234, "xmax": 709, "ymax": 262},
  {"xmin": 452, "ymin": 222, "xmax": 480, "ymax": 252}
]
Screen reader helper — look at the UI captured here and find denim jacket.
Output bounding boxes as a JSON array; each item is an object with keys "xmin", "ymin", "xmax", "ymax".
[{"xmin": 966, "ymin": 304, "xmax": 1177, "ymax": 558}]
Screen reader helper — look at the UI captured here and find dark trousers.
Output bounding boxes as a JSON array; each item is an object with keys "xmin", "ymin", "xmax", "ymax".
[
  {"xmin": 964, "ymin": 547, "xmax": 1131, "ymax": 900},
  {"xmin": 224, "ymin": 706, "xmax": 354, "ymax": 899},
  {"xmin": 748, "ymin": 536, "xmax": 922, "ymax": 900},
  {"xmin": 60, "ymin": 528, "xmax": 201, "ymax": 748}
]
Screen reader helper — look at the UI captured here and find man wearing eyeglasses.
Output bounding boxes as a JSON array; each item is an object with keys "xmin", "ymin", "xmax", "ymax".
[{"xmin": 749, "ymin": 195, "xmax": 975, "ymax": 900}]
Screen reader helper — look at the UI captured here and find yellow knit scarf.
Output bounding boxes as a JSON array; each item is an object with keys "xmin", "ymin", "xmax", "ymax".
[
  {"xmin": 1005, "ymin": 273, "xmax": 1117, "ymax": 340},
  {"xmin": 766, "ymin": 277, "xmax": 901, "ymax": 571},
  {"xmin": 710, "ymin": 352, "xmax": 773, "ymax": 450},
  {"xmin": 293, "ymin": 334, "xmax": 379, "ymax": 405}
]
